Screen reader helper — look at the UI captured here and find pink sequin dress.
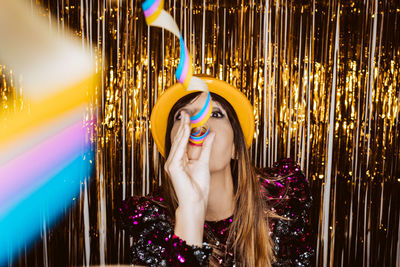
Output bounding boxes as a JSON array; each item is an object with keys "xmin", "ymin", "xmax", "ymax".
[{"xmin": 119, "ymin": 158, "xmax": 314, "ymax": 266}]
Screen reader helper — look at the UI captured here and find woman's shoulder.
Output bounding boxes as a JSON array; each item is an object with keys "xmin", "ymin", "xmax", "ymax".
[
  {"xmin": 257, "ymin": 158, "xmax": 314, "ymax": 265},
  {"xmin": 257, "ymin": 158, "xmax": 313, "ymax": 214}
]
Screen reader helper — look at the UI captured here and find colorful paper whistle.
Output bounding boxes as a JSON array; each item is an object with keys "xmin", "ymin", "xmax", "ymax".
[
  {"xmin": 189, "ymin": 92, "xmax": 212, "ymax": 145},
  {"xmin": 189, "ymin": 125, "xmax": 210, "ymax": 146}
]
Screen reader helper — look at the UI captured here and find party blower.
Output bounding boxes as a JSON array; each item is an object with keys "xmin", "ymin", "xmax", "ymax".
[{"xmin": 142, "ymin": 0, "xmax": 213, "ymax": 146}]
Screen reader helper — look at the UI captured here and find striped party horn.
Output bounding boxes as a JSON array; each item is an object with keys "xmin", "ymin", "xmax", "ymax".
[
  {"xmin": 189, "ymin": 92, "xmax": 212, "ymax": 145},
  {"xmin": 141, "ymin": 0, "xmax": 207, "ymax": 92},
  {"xmin": 189, "ymin": 125, "xmax": 210, "ymax": 146},
  {"xmin": 142, "ymin": 0, "xmax": 212, "ymax": 145}
]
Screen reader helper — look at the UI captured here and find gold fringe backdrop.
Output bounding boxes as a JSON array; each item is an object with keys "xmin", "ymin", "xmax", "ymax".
[{"xmin": 1, "ymin": 0, "xmax": 399, "ymax": 266}]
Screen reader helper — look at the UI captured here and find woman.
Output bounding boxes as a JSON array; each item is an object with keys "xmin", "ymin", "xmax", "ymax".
[{"xmin": 119, "ymin": 76, "xmax": 314, "ymax": 266}]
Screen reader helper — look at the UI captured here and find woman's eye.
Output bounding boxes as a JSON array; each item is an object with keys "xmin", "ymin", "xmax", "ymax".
[
  {"xmin": 176, "ymin": 110, "xmax": 223, "ymax": 120},
  {"xmin": 211, "ymin": 111, "xmax": 224, "ymax": 118}
]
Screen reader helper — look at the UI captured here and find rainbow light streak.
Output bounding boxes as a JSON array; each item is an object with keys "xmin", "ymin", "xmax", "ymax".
[
  {"xmin": 0, "ymin": 110, "xmax": 93, "ymax": 265},
  {"xmin": 0, "ymin": 154, "xmax": 92, "ymax": 264},
  {"xmin": 0, "ymin": 1, "xmax": 96, "ymax": 265},
  {"xmin": 0, "ymin": 120, "xmax": 88, "ymax": 216},
  {"xmin": 0, "ymin": 71, "xmax": 95, "ymax": 266}
]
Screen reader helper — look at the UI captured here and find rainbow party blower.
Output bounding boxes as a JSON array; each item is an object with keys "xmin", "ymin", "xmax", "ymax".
[
  {"xmin": 0, "ymin": 0, "xmax": 96, "ymax": 264},
  {"xmin": 142, "ymin": 0, "xmax": 212, "ymax": 145},
  {"xmin": 188, "ymin": 92, "xmax": 213, "ymax": 146}
]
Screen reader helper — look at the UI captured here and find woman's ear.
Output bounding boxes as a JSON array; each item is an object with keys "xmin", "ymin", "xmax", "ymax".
[{"xmin": 231, "ymin": 144, "xmax": 236, "ymax": 160}]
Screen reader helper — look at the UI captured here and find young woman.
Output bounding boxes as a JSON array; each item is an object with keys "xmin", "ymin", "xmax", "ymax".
[{"xmin": 119, "ymin": 76, "xmax": 314, "ymax": 266}]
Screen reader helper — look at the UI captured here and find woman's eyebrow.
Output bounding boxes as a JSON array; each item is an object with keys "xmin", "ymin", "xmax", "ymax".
[
  {"xmin": 212, "ymin": 104, "xmax": 226, "ymax": 113},
  {"xmin": 176, "ymin": 101, "xmax": 225, "ymax": 116}
]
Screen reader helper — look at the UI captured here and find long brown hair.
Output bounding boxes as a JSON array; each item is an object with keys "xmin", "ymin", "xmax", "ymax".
[{"xmin": 161, "ymin": 92, "xmax": 276, "ymax": 266}]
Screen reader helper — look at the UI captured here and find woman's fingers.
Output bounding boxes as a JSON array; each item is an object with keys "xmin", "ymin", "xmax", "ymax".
[
  {"xmin": 173, "ymin": 112, "xmax": 191, "ymax": 161},
  {"xmin": 167, "ymin": 112, "xmax": 188, "ymax": 158},
  {"xmin": 167, "ymin": 112, "xmax": 190, "ymax": 167}
]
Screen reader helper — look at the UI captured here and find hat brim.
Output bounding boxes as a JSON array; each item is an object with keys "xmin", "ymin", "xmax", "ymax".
[{"xmin": 150, "ymin": 77, "xmax": 254, "ymax": 157}]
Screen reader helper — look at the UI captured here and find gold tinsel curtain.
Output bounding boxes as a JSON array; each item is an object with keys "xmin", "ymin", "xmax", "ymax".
[{"xmin": 1, "ymin": 0, "xmax": 399, "ymax": 266}]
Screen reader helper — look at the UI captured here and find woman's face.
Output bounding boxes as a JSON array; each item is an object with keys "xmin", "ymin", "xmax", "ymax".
[{"xmin": 170, "ymin": 92, "xmax": 234, "ymax": 173}]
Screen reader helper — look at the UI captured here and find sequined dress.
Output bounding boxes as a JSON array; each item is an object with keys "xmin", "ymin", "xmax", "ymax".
[{"xmin": 119, "ymin": 158, "xmax": 314, "ymax": 266}]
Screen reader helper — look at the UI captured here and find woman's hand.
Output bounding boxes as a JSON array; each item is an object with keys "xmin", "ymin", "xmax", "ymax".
[
  {"xmin": 164, "ymin": 111, "xmax": 215, "ymax": 246},
  {"xmin": 164, "ymin": 111, "xmax": 215, "ymax": 209}
]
